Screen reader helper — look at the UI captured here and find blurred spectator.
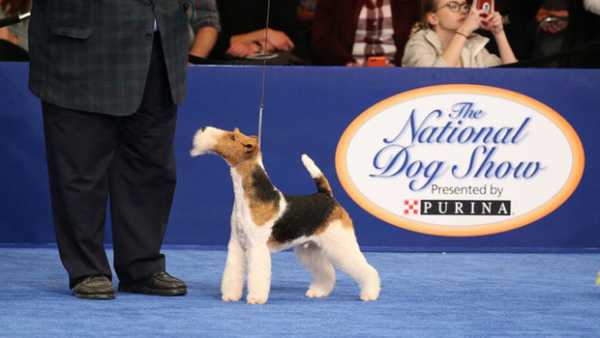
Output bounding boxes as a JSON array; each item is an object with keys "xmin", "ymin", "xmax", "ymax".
[
  {"xmin": 402, "ymin": 0, "xmax": 517, "ymax": 67},
  {"xmin": 0, "ymin": 2, "xmax": 29, "ymax": 61},
  {"xmin": 211, "ymin": 0, "xmax": 307, "ymax": 64},
  {"xmin": 188, "ymin": 0, "xmax": 221, "ymax": 59},
  {"xmin": 296, "ymin": 0, "xmax": 317, "ymax": 63},
  {"xmin": 485, "ymin": 0, "xmax": 599, "ymax": 67},
  {"xmin": 311, "ymin": 0, "xmax": 419, "ymax": 66},
  {"xmin": 570, "ymin": 0, "xmax": 600, "ymax": 67},
  {"xmin": 298, "ymin": 0, "xmax": 317, "ymax": 25},
  {"xmin": 533, "ymin": 0, "xmax": 570, "ymax": 61}
]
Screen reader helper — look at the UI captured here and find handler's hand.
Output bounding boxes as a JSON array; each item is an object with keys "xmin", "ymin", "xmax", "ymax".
[{"xmin": 0, "ymin": 0, "xmax": 29, "ymax": 16}]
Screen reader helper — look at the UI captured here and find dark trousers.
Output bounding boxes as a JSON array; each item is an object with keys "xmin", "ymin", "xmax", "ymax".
[{"xmin": 42, "ymin": 34, "xmax": 177, "ymax": 288}]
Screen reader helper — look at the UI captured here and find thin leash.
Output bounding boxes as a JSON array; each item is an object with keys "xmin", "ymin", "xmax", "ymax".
[{"xmin": 257, "ymin": 0, "xmax": 272, "ymax": 148}]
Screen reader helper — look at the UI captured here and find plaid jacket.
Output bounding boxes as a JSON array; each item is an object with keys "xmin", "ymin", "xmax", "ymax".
[{"xmin": 29, "ymin": 0, "xmax": 189, "ymax": 116}]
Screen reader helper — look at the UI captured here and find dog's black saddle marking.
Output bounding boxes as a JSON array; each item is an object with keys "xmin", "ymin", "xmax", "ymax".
[
  {"xmin": 270, "ymin": 193, "xmax": 336, "ymax": 243},
  {"xmin": 251, "ymin": 167, "xmax": 279, "ymax": 203}
]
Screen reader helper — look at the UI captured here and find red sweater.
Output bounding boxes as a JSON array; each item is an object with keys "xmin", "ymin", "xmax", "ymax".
[{"xmin": 312, "ymin": 0, "xmax": 419, "ymax": 66}]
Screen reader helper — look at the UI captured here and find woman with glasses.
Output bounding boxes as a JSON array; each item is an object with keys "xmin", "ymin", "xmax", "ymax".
[{"xmin": 402, "ymin": 0, "xmax": 517, "ymax": 67}]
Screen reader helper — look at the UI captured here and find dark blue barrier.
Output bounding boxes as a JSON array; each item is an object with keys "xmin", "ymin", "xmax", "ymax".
[{"xmin": 1, "ymin": 63, "xmax": 599, "ymax": 251}]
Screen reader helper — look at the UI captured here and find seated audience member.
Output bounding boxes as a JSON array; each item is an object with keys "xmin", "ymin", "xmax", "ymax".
[
  {"xmin": 532, "ymin": 0, "xmax": 600, "ymax": 67},
  {"xmin": 0, "ymin": 3, "xmax": 29, "ymax": 61},
  {"xmin": 572, "ymin": 0, "xmax": 600, "ymax": 67},
  {"xmin": 296, "ymin": 0, "xmax": 317, "ymax": 62},
  {"xmin": 297, "ymin": 0, "xmax": 318, "ymax": 29},
  {"xmin": 211, "ymin": 0, "xmax": 306, "ymax": 64},
  {"xmin": 311, "ymin": 0, "xmax": 419, "ymax": 66},
  {"xmin": 533, "ymin": 0, "xmax": 570, "ymax": 60},
  {"xmin": 188, "ymin": 0, "xmax": 221, "ymax": 60},
  {"xmin": 402, "ymin": 0, "xmax": 517, "ymax": 67}
]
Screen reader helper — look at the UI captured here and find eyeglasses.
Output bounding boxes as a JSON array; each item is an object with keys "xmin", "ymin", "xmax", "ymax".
[{"xmin": 436, "ymin": 1, "xmax": 471, "ymax": 13}]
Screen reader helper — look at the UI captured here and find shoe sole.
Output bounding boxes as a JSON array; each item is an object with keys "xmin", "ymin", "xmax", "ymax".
[
  {"xmin": 118, "ymin": 285, "xmax": 187, "ymax": 296},
  {"xmin": 73, "ymin": 292, "xmax": 116, "ymax": 300}
]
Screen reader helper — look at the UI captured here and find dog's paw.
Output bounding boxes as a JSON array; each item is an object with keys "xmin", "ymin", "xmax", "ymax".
[
  {"xmin": 359, "ymin": 287, "xmax": 380, "ymax": 302},
  {"xmin": 246, "ymin": 294, "xmax": 268, "ymax": 304},
  {"xmin": 305, "ymin": 287, "xmax": 331, "ymax": 298},
  {"xmin": 222, "ymin": 293, "xmax": 242, "ymax": 302}
]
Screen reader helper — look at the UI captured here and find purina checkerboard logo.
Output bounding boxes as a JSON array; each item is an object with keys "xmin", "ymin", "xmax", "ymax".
[
  {"xmin": 404, "ymin": 199, "xmax": 511, "ymax": 216},
  {"xmin": 336, "ymin": 85, "xmax": 585, "ymax": 237}
]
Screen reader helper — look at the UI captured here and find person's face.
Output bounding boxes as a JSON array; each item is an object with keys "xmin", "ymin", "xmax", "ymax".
[{"xmin": 427, "ymin": 0, "xmax": 470, "ymax": 31}]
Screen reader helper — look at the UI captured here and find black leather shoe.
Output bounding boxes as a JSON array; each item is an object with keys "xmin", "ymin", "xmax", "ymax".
[
  {"xmin": 118, "ymin": 271, "xmax": 187, "ymax": 296},
  {"xmin": 72, "ymin": 275, "xmax": 115, "ymax": 300}
]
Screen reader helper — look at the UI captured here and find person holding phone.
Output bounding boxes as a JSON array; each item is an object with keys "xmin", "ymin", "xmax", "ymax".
[{"xmin": 402, "ymin": 0, "xmax": 517, "ymax": 67}]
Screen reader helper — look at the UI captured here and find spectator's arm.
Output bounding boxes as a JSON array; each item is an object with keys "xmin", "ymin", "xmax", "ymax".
[
  {"xmin": 188, "ymin": 0, "xmax": 220, "ymax": 58},
  {"xmin": 190, "ymin": 26, "xmax": 218, "ymax": 58},
  {"xmin": 189, "ymin": 0, "xmax": 221, "ymax": 33},
  {"xmin": 493, "ymin": 30, "xmax": 517, "ymax": 64},
  {"xmin": 440, "ymin": 33, "xmax": 470, "ymax": 67},
  {"xmin": 311, "ymin": 0, "xmax": 354, "ymax": 65},
  {"xmin": 0, "ymin": 26, "xmax": 19, "ymax": 45},
  {"xmin": 230, "ymin": 29, "xmax": 293, "ymax": 52},
  {"xmin": 484, "ymin": 12, "xmax": 518, "ymax": 64}
]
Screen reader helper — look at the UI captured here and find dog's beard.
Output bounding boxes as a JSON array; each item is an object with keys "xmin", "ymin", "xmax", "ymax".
[{"xmin": 190, "ymin": 147, "xmax": 214, "ymax": 157}]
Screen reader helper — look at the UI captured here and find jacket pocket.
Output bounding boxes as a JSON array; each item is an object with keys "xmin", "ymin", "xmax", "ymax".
[
  {"xmin": 47, "ymin": 0, "xmax": 93, "ymax": 39},
  {"xmin": 50, "ymin": 27, "xmax": 93, "ymax": 39}
]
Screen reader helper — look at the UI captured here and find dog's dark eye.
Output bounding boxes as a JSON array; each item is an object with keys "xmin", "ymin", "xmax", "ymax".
[
  {"xmin": 243, "ymin": 144, "xmax": 253, "ymax": 148},
  {"xmin": 229, "ymin": 134, "xmax": 236, "ymax": 141}
]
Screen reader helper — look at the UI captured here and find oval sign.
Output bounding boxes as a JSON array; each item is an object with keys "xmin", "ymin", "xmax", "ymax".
[{"xmin": 336, "ymin": 84, "xmax": 585, "ymax": 237}]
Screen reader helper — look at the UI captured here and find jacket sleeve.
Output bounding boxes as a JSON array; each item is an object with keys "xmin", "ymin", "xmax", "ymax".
[
  {"xmin": 189, "ymin": 0, "xmax": 221, "ymax": 33},
  {"xmin": 311, "ymin": 0, "xmax": 354, "ymax": 65},
  {"xmin": 401, "ymin": 35, "xmax": 448, "ymax": 67},
  {"xmin": 478, "ymin": 48, "xmax": 502, "ymax": 67}
]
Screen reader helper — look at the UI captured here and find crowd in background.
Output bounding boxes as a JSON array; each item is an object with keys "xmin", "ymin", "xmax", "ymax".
[{"xmin": 1, "ymin": 0, "xmax": 599, "ymax": 67}]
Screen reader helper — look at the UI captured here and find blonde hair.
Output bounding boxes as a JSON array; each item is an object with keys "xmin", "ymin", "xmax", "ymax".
[
  {"xmin": 415, "ymin": 0, "xmax": 438, "ymax": 32},
  {"xmin": 414, "ymin": 0, "xmax": 473, "ymax": 32}
]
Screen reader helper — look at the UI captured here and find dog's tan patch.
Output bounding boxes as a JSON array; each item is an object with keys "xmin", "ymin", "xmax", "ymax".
[
  {"xmin": 314, "ymin": 204, "xmax": 353, "ymax": 235},
  {"xmin": 237, "ymin": 160, "xmax": 280, "ymax": 226},
  {"xmin": 213, "ymin": 128, "xmax": 259, "ymax": 167}
]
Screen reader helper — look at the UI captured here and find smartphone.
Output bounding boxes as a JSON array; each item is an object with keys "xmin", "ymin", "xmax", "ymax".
[
  {"xmin": 366, "ymin": 56, "xmax": 388, "ymax": 67},
  {"xmin": 476, "ymin": 0, "xmax": 494, "ymax": 15}
]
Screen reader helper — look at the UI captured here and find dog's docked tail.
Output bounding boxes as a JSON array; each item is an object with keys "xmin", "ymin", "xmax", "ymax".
[{"xmin": 301, "ymin": 154, "xmax": 333, "ymax": 197}]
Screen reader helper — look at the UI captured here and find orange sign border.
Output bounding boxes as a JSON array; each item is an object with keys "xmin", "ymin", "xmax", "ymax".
[{"xmin": 335, "ymin": 84, "xmax": 586, "ymax": 237}]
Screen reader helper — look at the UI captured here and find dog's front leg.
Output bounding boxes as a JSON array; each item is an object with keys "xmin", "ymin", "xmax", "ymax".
[
  {"xmin": 246, "ymin": 244, "xmax": 271, "ymax": 304},
  {"xmin": 222, "ymin": 208, "xmax": 246, "ymax": 302},
  {"xmin": 221, "ymin": 237, "xmax": 246, "ymax": 301}
]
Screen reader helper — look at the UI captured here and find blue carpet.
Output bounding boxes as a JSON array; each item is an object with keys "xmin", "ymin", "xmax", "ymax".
[{"xmin": 1, "ymin": 248, "xmax": 599, "ymax": 337}]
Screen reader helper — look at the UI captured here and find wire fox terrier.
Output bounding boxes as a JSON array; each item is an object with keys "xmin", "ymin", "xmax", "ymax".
[{"xmin": 190, "ymin": 127, "xmax": 380, "ymax": 304}]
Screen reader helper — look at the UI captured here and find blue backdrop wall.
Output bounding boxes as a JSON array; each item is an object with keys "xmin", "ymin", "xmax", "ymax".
[{"xmin": 1, "ymin": 63, "xmax": 599, "ymax": 251}]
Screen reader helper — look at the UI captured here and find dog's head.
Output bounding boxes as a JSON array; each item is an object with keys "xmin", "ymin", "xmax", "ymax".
[{"xmin": 190, "ymin": 126, "xmax": 259, "ymax": 166}]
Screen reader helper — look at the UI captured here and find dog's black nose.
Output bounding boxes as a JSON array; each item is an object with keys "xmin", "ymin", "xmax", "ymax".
[{"xmin": 200, "ymin": 126, "xmax": 206, "ymax": 132}]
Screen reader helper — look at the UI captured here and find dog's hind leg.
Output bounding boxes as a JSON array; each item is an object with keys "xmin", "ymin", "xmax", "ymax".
[
  {"xmin": 221, "ymin": 227, "xmax": 246, "ymax": 302},
  {"xmin": 295, "ymin": 242, "xmax": 336, "ymax": 298},
  {"xmin": 318, "ymin": 222, "xmax": 380, "ymax": 301}
]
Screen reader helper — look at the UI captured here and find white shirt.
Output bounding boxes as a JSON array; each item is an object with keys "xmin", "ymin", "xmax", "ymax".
[{"xmin": 584, "ymin": 0, "xmax": 600, "ymax": 15}]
